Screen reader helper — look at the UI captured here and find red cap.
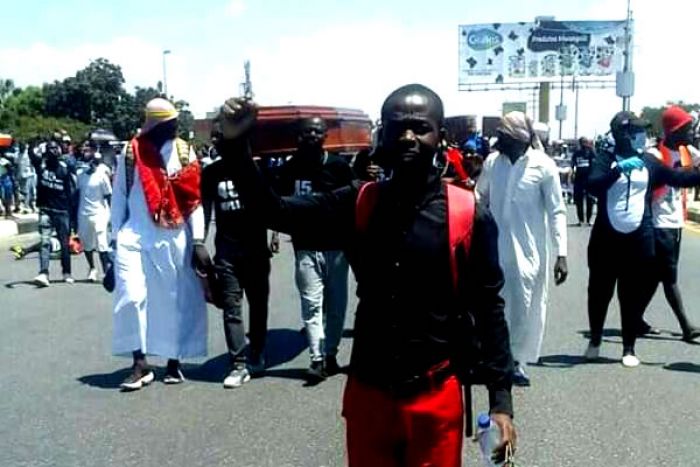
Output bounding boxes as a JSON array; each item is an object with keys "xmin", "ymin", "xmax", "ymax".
[{"xmin": 662, "ymin": 106, "xmax": 693, "ymax": 135}]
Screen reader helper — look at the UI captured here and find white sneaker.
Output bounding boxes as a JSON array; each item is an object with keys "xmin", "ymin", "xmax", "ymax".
[
  {"xmin": 33, "ymin": 273, "xmax": 50, "ymax": 287},
  {"xmin": 120, "ymin": 368, "xmax": 155, "ymax": 391},
  {"xmin": 584, "ymin": 343, "xmax": 601, "ymax": 361},
  {"xmin": 63, "ymin": 274, "xmax": 75, "ymax": 284},
  {"xmin": 223, "ymin": 366, "xmax": 251, "ymax": 388},
  {"xmin": 87, "ymin": 268, "xmax": 98, "ymax": 283},
  {"xmin": 622, "ymin": 353, "xmax": 640, "ymax": 368}
]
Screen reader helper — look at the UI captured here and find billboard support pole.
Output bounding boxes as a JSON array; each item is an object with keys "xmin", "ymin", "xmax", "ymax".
[{"xmin": 539, "ymin": 82, "xmax": 550, "ymax": 124}]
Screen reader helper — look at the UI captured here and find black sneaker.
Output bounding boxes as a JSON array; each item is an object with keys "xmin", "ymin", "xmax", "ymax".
[
  {"xmin": 637, "ymin": 321, "xmax": 661, "ymax": 337},
  {"xmin": 163, "ymin": 361, "xmax": 185, "ymax": 384},
  {"xmin": 248, "ymin": 354, "xmax": 266, "ymax": 376},
  {"xmin": 120, "ymin": 365, "xmax": 155, "ymax": 391},
  {"xmin": 324, "ymin": 356, "xmax": 341, "ymax": 377},
  {"xmin": 513, "ymin": 364, "xmax": 531, "ymax": 387},
  {"xmin": 306, "ymin": 360, "xmax": 326, "ymax": 383},
  {"xmin": 682, "ymin": 327, "xmax": 700, "ymax": 343}
]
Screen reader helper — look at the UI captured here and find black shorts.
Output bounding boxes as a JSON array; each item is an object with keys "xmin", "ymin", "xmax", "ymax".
[{"xmin": 654, "ymin": 228, "xmax": 682, "ymax": 283}]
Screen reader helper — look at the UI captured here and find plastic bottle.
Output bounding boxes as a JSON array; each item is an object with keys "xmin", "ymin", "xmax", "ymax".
[{"xmin": 476, "ymin": 413, "xmax": 503, "ymax": 467}]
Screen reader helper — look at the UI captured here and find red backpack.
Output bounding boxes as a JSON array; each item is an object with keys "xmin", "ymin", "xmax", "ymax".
[{"xmin": 355, "ymin": 180, "xmax": 476, "ymax": 286}]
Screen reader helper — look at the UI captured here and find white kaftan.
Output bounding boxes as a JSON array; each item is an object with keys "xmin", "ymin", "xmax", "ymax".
[
  {"xmin": 111, "ymin": 140, "xmax": 207, "ymax": 359},
  {"xmin": 476, "ymin": 148, "xmax": 567, "ymax": 364}
]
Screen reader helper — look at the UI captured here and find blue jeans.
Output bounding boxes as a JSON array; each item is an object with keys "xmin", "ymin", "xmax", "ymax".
[
  {"xmin": 294, "ymin": 249, "xmax": 349, "ymax": 361},
  {"xmin": 38, "ymin": 210, "xmax": 71, "ymax": 275},
  {"xmin": 19, "ymin": 175, "xmax": 36, "ymax": 210}
]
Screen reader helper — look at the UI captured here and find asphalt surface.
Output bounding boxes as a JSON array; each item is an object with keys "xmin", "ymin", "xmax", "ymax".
[{"xmin": 1, "ymin": 210, "xmax": 700, "ymax": 467}]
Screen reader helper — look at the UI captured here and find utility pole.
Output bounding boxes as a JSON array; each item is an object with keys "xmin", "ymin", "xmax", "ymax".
[
  {"xmin": 573, "ymin": 76, "xmax": 580, "ymax": 139},
  {"xmin": 241, "ymin": 60, "xmax": 253, "ymax": 100},
  {"xmin": 162, "ymin": 50, "xmax": 171, "ymax": 98},
  {"xmin": 621, "ymin": 0, "xmax": 633, "ymax": 111}
]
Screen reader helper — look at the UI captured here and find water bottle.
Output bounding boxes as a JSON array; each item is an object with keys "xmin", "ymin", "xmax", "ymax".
[{"xmin": 476, "ymin": 413, "xmax": 503, "ymax": 467}]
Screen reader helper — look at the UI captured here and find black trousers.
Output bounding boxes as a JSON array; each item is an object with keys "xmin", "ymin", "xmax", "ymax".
[
  {"xmin": 587, "ymin": 225, "xmax": 655, "ymax": 351},
  {"xmin": 215, "ymin": 243, "xmax": 271, "ymax": 365},
  {"xmin": 573, "ymin": 176, "xmax": 594, "ymax": 223}
]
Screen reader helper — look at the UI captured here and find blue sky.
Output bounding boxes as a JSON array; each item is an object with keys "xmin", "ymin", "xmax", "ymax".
[{"xmin": 1, "ymin": 0, "xmax": 695, "ymax": 138}]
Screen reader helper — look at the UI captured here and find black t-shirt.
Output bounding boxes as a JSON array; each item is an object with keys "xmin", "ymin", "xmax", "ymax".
[
  {"xmin": 201, "ymin": 158, "xmax": 269, "ymax": 257},
  {"xmin": 270, "ymin": 152, "xmax": 354, "ymax": 250},
  {"xmin": 572, "ymin": 147, "xmax": 595, "ymax": 180},
  {"xmin": 33, "ymin": 156, "xmax": 75, "ymax": 213}
]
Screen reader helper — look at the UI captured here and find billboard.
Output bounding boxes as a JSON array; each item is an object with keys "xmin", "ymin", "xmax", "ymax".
[{"xmin": 459, "ymin": 20, "xmax": 629, "ymax": 85}]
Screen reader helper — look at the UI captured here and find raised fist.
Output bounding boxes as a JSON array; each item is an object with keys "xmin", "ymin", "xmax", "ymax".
[{"xmin": 218, "ymin": 97, "xmax": 258, "ymax": 141}]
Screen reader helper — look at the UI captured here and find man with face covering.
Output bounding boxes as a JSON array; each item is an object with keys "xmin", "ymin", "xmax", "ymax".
[
  {"xmin": 585, "ymin": 111, "xmax": 700, "ymax": 367},
  {"xmin": 477, "ymin": 111, "xmax": 568, "ymax": 387},
  {"xmin": 111, "ymin": 98, "xmax": 210, "ymax": 390},
  {"xmin": 215, "ymin": 84, "xmax": 516, "ymax": 466},
  {"xmin": 31, "ymin": 140, "xmax": 76, "ymax": 286},
  {"xmin": 270, "ymin": 116, "xmax": 354, "ymax": 382},
  {"xmin": 639, "ymin": 106, "xmax": 700, "ymax": 342}
]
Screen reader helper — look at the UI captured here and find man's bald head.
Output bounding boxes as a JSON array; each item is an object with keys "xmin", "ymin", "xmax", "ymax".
[
  {"xmin": 296, "ymin": 116, "xmax": 327, "ymax": 158},
  {"xmin": 380, "ymin": 84, "xmax": 444, "ymax": 127}
]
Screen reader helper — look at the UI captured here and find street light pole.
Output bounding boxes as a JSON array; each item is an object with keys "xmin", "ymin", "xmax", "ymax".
[
  {"xmin": 622, "ymin": 0, "xmax": 632, "ymax": 111},
  {"xmin": 162, "ymin": 49, "xmax": 171, "ymax": 98}
]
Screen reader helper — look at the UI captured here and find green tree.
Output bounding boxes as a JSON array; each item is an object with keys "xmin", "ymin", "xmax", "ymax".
[
  {"xmin": 0, "ymin": 79, "xmax": 18, "ymax": 108},
  {"xmin": 44, "ymin": 58, "xmax": 127, "ymax": 125},
  {"xmin": 10, "ymin": 115, "xmax": 90, "ymax": 142},
  {"xmin": 174, "ymin": 100, "xmax": 195, "ymax": 140},
  {"xmin": 4, "ymin": 86, "xmax": 44, "ymax": 117},
  {"xmin": 2, "ymin": 59, "xmax": 195, "ymax": 143}
]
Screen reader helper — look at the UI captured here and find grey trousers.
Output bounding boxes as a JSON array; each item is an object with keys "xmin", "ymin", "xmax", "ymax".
[{"xmin": 294, "ymin": 249, "xmax": 349, "ymax": 362}]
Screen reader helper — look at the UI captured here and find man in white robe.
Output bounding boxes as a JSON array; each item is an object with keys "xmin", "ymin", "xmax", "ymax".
[
  {"xmin": 477, "ymin": 111, "xmax": 568, "ymax": 386},
  {"xmin": 111, "ymin": 98, "xmax": 211, "ymax": 391}
]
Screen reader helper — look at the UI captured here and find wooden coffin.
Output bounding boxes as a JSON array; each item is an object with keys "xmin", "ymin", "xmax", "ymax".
[
  {"xmin": 250, "ymin": 106, "xmax": 372, "ymax": 156},
  {"xmin": 0, "ymin": 133, "xmax": 12, "ymax": 148}
]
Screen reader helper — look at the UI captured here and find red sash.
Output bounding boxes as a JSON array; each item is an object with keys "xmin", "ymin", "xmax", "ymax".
[{"xmin": 131, "ymin": 137, "xmax": 201, "ymax": 228}]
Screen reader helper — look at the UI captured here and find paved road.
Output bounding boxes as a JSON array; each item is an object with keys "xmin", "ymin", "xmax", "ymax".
[{"xmin": 1, "ymin": 212, "xmax": 700, "ymax": 467}]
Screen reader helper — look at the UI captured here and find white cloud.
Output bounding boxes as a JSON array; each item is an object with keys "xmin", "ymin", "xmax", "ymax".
[
  {"xmin": 226, "ymin": 0, "xmax": 246, "ymax": 18},
  {"xmin": 0, "ymin": 37, "xmax": 165, "ymax": 93}
]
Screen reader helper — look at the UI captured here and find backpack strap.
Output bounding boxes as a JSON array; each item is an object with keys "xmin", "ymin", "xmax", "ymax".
[
  {"xmin": 445, "ymin": 182, "xmax": 477, "ymax": 439},
  {"xmin": 355, "ymin": 181, "xmax": 380, "ymax": 234},
  {"xmin": 445, "ymin": 183, "xmax": 476, "ymax": 291}
]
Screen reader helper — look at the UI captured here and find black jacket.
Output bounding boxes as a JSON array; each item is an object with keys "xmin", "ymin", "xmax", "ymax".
[{"xmin": 220, "ymin": 140, "xmax": 514, "ymax": 416}]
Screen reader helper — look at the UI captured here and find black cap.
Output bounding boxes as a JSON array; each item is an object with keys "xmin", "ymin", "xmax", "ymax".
[{"xmin": 610, "ymin": 111, "xmax": 650, "ymax": 134}]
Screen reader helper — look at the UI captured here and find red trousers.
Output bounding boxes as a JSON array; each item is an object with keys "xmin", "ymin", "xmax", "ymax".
[{"xmin": 342, "ymin": 373, "xmax": 464, "ymax": 467}]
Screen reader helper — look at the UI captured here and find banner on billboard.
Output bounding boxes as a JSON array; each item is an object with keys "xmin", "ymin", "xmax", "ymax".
[{"xmin": 459, "ymin": 20, "xmax": 628, "ymax": 85}]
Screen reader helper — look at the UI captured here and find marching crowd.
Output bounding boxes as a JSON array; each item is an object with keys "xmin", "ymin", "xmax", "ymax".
[{"xmin": 6, "ymin": 89, "xmax": 700, "ymax": 466}]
